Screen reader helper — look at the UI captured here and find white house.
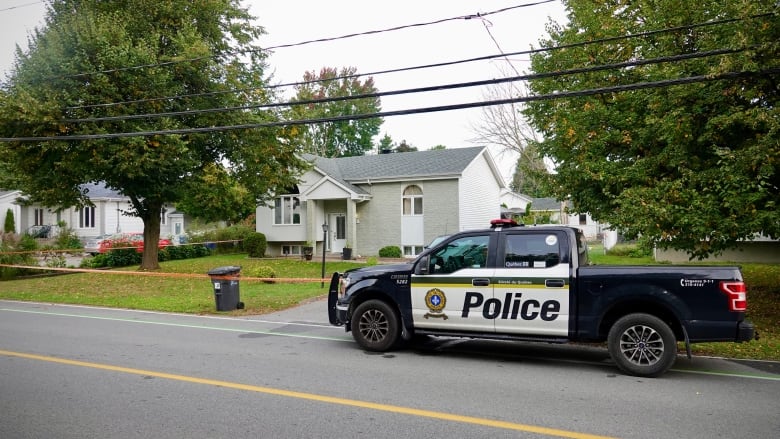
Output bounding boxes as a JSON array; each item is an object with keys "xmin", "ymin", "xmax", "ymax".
[
  {"xmin": 529, "ymin": 197, "xmax": 611, "ymax": 241},
  {"xmin": 256, "ymin": 147, "xmax": 529, "ymax": 258},
  {"xmin": 4, "ymin": 183, "xmax": 187, "ymax": 243},
  {"xmin": 0, "ymin": 190, "xmax": 23, "ymax": 234}
]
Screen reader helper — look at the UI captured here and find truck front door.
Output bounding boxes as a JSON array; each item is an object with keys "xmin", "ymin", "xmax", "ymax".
[{"xmin": 411, "ymin": 234, "xmax": 494, "ymax": 333}]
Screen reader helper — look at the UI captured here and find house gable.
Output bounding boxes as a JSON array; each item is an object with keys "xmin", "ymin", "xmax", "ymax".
[{"xmin": 258, "ymin": 147, "xmax": 512, "ymax": 257}]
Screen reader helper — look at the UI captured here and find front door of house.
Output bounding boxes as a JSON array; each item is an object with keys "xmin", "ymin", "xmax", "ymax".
[{"xmin": 328, "ymin": 213, "xmax": 346, "ymax": 253}]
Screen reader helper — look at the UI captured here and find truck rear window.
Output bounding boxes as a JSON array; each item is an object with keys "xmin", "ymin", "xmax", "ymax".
[{"xmin": 503, "ymin": 234, "xmax": 561, "ymax": 268}]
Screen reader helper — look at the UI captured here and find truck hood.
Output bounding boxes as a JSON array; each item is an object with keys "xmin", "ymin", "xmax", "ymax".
[{"xmin": 345, "ymin": 263, "xmax": 413, "ymax": 278}]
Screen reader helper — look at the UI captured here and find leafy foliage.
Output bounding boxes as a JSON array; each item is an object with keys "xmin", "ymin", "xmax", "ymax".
[
  {"xmin": 243, "ymin": 265, "xmax": 276, "ymax": 281},
  {"xmin": 83, "ymin": 243, "xmax": 211, "ymax": 268},
  {"xmin": 0, "ymin": 0, "xmax": 306, "ymax": 270},
  {"xmin": 523, "ymin": 0, "xmax": 779, "ymax": 259},
  {"xmin": 0, "ymin": 233, "xmax": 38, "ymax": 279},
  {"xmin": 3, "ymin": 209, "xmax": 15, "ymax": 233},
  {"xmin": 288, "ymin": 67, "xmax": 382, "ymax": 157},
  {"xmin": 189, "ymin": 224, "xmax": 256, "ymax": 254},
  {"xmin": 243, "ymin": 232, "xmax": 267, "ymax": 258},
  {"xmin": 378, "ymin": 245, "xmax": 402, "ymax": 258},
  {"xmin": 53, "ymin": 221, "xmax": 82, "ymax": 250}
]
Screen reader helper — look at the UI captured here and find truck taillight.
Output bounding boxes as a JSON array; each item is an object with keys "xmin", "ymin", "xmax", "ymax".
[{"xmin": 719, "ymin": 281, "xmax": 747, "ymax": 312}]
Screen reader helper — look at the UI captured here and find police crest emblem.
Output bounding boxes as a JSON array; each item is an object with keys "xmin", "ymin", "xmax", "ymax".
[{"xmin": 424, "ymin": 288, "xmax": 448, "ymax": 319}]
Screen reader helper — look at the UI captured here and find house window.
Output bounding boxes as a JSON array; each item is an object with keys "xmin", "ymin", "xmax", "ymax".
[
  {"xmin": 33, "ymin": 208, "xmax": 44, "ymax": 226},
  {"xmin": 579, "ymin": 214, "xmax": 587, "ymax": 225},
  {"xmin": 282, "ymin": 245, "xmax": 302, "ymax": 256},
  {"xmin": 274, "ymin": 196, "xmax": 301, "ymax": 225},
  {"xmin": 79, "ymin": 206, "xmax": 96, "ymax": 228},
  {"xmin": 402, "ymin": 185, "xmax": 423, "ymax": 216},
  {"xmin": 160, "ymin": 207, "xmax": 167, "ymax": 225},
  {"xmin": 403, "ymin": 245, "xmax": 424, "ymax": 257}
]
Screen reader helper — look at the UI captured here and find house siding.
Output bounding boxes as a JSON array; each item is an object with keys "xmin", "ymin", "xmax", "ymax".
[
  {"xmin": 352, "ymin": 179, "xmax": 460, "ymax": 256},
  {"xmin": 421, "ymin": 179, "xmax": 460, "ymax": 240},
  {"xmin": 459, "ymin": 153, "xmax": 502, "ymax": 230},
  {"xmin": 0, "ymin": 191, "xmax": 22, "ymax": 234},
  {"xmin": 355, "ymin": 182, "xmax": 402, "ymax": 255}
]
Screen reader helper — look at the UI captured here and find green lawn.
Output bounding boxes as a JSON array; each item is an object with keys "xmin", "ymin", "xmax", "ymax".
[
  {"xmin": 0, "ymin": 255, "xmax": 365, "ymax": 315},
  {"xmin": 1, "ymin": 250, "xmax": 777, "ymax": 361}
]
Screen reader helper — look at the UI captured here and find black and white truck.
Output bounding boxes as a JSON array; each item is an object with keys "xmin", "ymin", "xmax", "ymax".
[{"xmin": 327, "ymin": 219, "xmax": 757, "ymax": 377}]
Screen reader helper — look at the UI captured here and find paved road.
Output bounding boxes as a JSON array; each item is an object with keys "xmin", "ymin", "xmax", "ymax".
[{"xmin": 1, "ymin": 299, "xmax": 778, "ymax": 439}]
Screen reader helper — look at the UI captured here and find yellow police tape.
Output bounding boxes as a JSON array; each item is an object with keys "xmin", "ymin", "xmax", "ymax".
[{"xmin": 0, "ymin": 264, "xmax": 325, "ymax": 283}]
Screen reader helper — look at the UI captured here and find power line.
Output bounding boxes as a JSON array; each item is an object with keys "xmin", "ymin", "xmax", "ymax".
[
  {"xmin": 62, "ymin": 13, "xmax": 768, "ymax": 112},
  {"xmin": 55, "ymin": 0, "xmax": 558, "ymax": 80},
  {"xmin": 0, "ymin": 1, "xmax": 44, "ymax": 13},
  {"xmin": 61, "ymin": 47, "xmax": 747, "ymax": 124},
  {"xmin": 3, "ymin": 68, "xmax": 776, "ymax": 143}
]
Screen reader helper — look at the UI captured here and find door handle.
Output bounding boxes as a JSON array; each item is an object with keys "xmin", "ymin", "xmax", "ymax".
[
  {"xmin": 472, "ymin": 278, "xmax": 490, "ymax": 287},
  {"xmin": 545, "ymin": 279, "xmax": 565, "ymax": 288}
]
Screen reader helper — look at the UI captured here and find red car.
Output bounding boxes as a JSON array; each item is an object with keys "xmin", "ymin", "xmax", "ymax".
[{"xmin": 98, "ymin": 233, "xmax": 172, "ymax": 253}]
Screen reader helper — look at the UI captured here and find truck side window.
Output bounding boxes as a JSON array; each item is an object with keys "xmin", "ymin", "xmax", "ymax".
[
  {"xmin": 430, "ymin": 235, "xmax": 490, "ymax": 274},
  {"xmin": 504, "ymin": 234, "xmax": 561, "ymax": 268}
]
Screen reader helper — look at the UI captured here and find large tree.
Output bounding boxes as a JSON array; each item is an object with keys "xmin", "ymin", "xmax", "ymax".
[
  {"xmin": 288, "ymin": 67, "xmax": 382, "ymax": 157},
  {"xmin": 0, "ymin": 0, "xmax": 305, "ymax": 269},
  {"xmin": 524, "ymin": 0, "xmax": 779, "ymax": 258}
]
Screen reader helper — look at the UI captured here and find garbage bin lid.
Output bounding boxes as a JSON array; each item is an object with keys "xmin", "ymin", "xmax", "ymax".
[{"xmin": 207, "ymin": 265, "xmax": 242, "ymax": 276}]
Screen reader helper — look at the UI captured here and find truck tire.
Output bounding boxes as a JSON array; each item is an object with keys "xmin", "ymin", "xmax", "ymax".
[
  {"xmin": 607, "ymin": 313, "xmax": 677, "ymax": 377},
  {"xmin": 351, "ymin": 299, "xmax": 400, "ymax": 352}
]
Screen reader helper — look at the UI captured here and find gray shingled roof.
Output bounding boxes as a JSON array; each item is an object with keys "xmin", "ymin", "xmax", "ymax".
[
  {"xmin": 306, "ymin": 146, "xmax": 486, "ymax": 182},
  {"xmin": 531, "ymin": 198, "xmax": 571, "ymax": 211},
  {"xmin": 80, "ymin": 182, "xmax": 124, "ymax": 199},
  {"xmin": 530, "ymin": 197, "xmax": 567, "ymax": 211}
]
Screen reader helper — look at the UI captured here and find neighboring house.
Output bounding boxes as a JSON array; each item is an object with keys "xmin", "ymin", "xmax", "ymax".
[
  {"xmin": 500, "ymin": 189, "xmax": 531, "ymax": 218},
  {"xmin": 529, "ymin": 197, "xmax": 608, "ymax": 240},
  {"xmin": 1, "ymin": 190, "xmax": 23, "ymax": 234},
  {"xmin": 8, "ymin": 182, "xmax": 187, "ymax": 243},
  {"xmin": 655, "ymin": 236, "xmax": 780, "ymax": 263},
  {"xmin": 256, "ymin": 147, "xmax": 529, "ymax": 258}
]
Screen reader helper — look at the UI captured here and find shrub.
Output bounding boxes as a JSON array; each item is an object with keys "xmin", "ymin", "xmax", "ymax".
[
  {"xmin": 243, "ymin": 265, "xmax": 276, "ymax": 283},
  {"xmin": 193, "ymin": 225, "xmax": 255, "ymax": 254},
  {"xmin": 378, "ymin": 245, "xmax": 402, "ymax": 258},
  {"xmin": 54, "ymin": 221, "xmax": 83, "ymax": 251},
  {"xmin": 20, "ymin": 234, "xmax": 38, "ymax": 251},
  {"xmin": 4, "ymin": 208, "xmax": 15, "ymax": 233},
  {"xmin": 81, "ymin": 254, "xmax": 109, "ymax": 268},
  {"xmin": 0, "ymin": 233, "xmax": 40, "ymax": 279},
  {"xmin": 244, "ymin": 232, "xmax": 267, "ymax": 258}
]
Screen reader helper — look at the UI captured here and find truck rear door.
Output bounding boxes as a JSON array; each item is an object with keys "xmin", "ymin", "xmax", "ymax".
[{"xmin": 492, "ymin": 231, "xmax": 571, "ymax": 337}]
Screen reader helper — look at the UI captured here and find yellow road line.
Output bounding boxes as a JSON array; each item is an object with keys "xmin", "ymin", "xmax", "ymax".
[{"xmin": 0, "ymin": 349, "xmax": 616, "ymax": 439}]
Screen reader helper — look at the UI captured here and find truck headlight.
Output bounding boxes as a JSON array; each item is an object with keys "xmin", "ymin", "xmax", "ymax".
[{"xmin": 338, "ymin": 275, "xmax": 350, "ymax": 297}]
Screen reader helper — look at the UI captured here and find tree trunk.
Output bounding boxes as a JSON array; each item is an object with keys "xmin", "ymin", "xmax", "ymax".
[{"xmin": 139, "ymin": 204, "xmax": 162, "ymax": 271}]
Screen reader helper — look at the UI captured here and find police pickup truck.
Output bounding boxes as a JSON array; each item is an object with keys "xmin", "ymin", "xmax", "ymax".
[{"xmin": 327, "ymin": 219, "xmax": 756, "ymax": 377}]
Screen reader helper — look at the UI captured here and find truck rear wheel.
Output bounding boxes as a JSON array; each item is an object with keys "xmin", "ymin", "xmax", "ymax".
[
  {"xmin": 351, "ymin": 300, "xmax": 399, "ymax": 352},
  {"xmin": 608, "ymin": 313, "xmax": 677, "ymax": 377}
]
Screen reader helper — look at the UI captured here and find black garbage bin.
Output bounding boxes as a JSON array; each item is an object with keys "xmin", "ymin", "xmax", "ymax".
[{"xmin": 207, "ymin": 266, "xmax": 244, "ymax": 311}]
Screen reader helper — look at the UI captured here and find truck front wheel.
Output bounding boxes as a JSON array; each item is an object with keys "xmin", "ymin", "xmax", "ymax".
[
  {"xmin": 608, "ymin": 313, "xmax": 677, "ymax": 377},
  {"xmin": 351, "ymin": 300, "xmax": 400, "ymax": 352}
]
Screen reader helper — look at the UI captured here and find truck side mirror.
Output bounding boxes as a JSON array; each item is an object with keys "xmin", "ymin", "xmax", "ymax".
[{"xmin": 415, "ymin": 255, "xmax": 430, "ymax": 275}]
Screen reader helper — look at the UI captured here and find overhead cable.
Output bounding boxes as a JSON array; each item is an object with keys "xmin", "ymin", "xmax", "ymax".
[
  {"xmin": 61, "ymin": 47, "xmax": 747, "ymax": 124},
  {"xmin": 3, "ymin": 68, "xmax": 776, "ymax": 143},
  {"xmin": 55, "ymin": 0, "xmax": 558, "ymax": 80},
  {"xmin": 63, "ymin": 13, "xmax": 769, "ymax": 111}
]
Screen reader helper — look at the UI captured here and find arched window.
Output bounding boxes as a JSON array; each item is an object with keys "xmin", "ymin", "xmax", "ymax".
[{"xmin": 402, "ymin": 185, "xmax": 423, "ymax": 216}]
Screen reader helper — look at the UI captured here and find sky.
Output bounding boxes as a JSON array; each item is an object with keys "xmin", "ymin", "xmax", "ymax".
[{"xmin": 0, "ymin": 0, "xmax": 568, "ymax": 181}]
